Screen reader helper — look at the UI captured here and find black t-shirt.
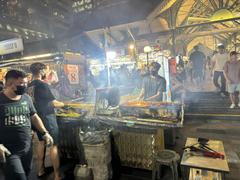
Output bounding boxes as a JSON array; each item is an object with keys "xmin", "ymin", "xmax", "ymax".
[
  {"xmin": 142, "ymin": 75, "xmax": 166, "ymax": 101},
  {"xmin": 28, "ymin": 80, "xmax": 55, "ymax": 115},
  {"xmin": 189, "ymin": 51, "xmax": 206, "ymax": 70},
  {"xmin": 0, "ymin": 93, "xmax": 36, "ymax": 154}
]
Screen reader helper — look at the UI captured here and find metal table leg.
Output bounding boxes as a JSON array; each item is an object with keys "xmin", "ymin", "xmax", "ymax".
[
  {"xmin": 222, "ymin": 172, "xmax": 226, "ymax": 180},
  {"xmin": 180, "ymin": 166, "xmax": 189, "ymax": 180}
]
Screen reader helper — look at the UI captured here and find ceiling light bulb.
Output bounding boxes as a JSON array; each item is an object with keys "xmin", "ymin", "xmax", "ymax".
[
  {"xmin": 144, "ymin": 46, "xmax": 152, "ymax": 53},
  {"xmin": 129, "ymin": 44, "xmax": 135, "ymax": 50}
]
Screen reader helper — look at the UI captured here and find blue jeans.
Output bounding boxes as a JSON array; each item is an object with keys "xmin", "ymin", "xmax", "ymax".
[
  {"xmin": 213, "ymin": 71, "xmax": 226, "ymax": 93},
  {"xmin": 1, "ymin": 148, "xmax": 32, "ymax": 180}
]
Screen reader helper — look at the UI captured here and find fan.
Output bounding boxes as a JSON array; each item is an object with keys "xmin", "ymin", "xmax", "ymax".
[
  {"xmin": 188, "ymin": 8, "xmax": 238, "ymax": 23},
  {"xmin": 187, "ymin": 0, "xmax": 240, "ymax": 24}
]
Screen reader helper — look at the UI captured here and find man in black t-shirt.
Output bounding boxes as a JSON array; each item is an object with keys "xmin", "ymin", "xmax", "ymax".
[
  {"xmin": 0, "ymin": 70, "xmax": 53, "ymax": 180},
  {"xmin": 29, "ymin": 63, "xmax": 64, "ymax": 180},
  {"xmin": 189, "ymin": 45, "xmax": 206, "ymax": 84},
  {"xmin": 139, "ymin": 62, "xmax": 166, "ymax": 101}
]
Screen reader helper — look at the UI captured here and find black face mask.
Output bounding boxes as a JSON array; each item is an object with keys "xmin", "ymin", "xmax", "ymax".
[{"xmin": 14, "ymin": 85, "xmax": 27, "ymax": 95}]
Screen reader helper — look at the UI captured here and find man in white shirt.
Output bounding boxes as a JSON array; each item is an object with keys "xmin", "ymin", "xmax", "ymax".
[{"xmin": 212, "ymin": 44, "xmax": 229, "ymax": 96}]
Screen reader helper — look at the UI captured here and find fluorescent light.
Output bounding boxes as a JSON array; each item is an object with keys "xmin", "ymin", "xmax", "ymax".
[
  {"xmin": 129, "ymin": 44, "xmax": 135, "ymax": 50},
  {"xmin": 21, "ymin": 53, "xmax": 53, "ymax": 60},
  {"xmin": 106, "ymin": 51, "xmax": 117, "ymax": 60}
]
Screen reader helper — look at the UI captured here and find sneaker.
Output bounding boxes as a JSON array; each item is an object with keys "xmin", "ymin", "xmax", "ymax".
[
  {"xmin": 220, "ymin": 92, "xmax": 226, "ymax": 97},
  {"xmin": 238, "ymin": 103, "xmax": 240, "ymax": 107},
  {"xmin": 216, "ymin": 87, "xmax": 221, "ymax": 92},
  {"xmin": 230, "ymin": 104, "xmax": 235, "ymax": 109}
]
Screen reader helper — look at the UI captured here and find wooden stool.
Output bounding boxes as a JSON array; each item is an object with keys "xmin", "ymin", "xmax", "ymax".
[{"xmin": 152, "ymin": 150, "xmax": 180, "ymax": 180}]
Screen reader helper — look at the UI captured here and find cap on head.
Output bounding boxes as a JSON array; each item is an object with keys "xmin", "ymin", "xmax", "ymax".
[
  {"xmin": 30, "ymin": 63, "xmax": 46, "ymax": 75},
  {"xmin": 151, "ymin": 62, "xmax": 161, "ymax": 71},
  {"xmin": 217, "ymin": 44, "xmax": 225, "ymax": 49}
]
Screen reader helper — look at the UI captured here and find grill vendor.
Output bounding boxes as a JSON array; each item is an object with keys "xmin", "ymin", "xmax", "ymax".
[
  {"xmin": 138, "ymin": 62, "xmax": 166, "ymax": 101},
  {"xmin": 28, "ymin": 63, "xmax": 64, "ymax": 180}
]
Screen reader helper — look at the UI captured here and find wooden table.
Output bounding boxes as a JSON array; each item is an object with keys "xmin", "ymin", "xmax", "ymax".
[{"xmin": 180, "ymin": 138, "xmax": 229, "ymax": 180}]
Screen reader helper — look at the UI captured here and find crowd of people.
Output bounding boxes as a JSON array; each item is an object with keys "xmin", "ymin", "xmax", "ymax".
[
  {"xmin": 0, "ymin": 63, "xmax": 65, "ymax": 180},
  {"xmin": 87, "ymin": 44, "xmax": 240, "ymax": 106},
  {"xmin": 188, "ymin": 44, "xmax": 240, "ymax": 108}
]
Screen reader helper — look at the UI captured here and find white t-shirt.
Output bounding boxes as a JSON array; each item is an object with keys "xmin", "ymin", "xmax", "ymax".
[{"xmin": 212, "ymin": 53, "xmax": 229, "ymax": 72}]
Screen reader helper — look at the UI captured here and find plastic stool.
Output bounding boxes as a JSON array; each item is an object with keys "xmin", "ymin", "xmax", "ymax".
[{"xmin": 152, "ymin": 150, "xmax": 180, "ymax": 180}]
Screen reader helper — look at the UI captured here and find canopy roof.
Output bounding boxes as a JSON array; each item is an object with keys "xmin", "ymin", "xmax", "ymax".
[{"xmin": 0, "ymin": 0, "xmax": 239, "ymax": 57}]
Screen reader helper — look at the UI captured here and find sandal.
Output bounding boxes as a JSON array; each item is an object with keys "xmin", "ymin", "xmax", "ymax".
[
  {"xmin": 37, "ymin": 166, "xmax": 53, "ymax": 178},
  {"xmin": 37, "ymin": 171, "xmax": 46, "ymax": 178}
]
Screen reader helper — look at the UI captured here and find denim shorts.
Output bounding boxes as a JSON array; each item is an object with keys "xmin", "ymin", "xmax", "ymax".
[
  {"xmin": 36, "ymin": 114, "xmax": 59, "ymax": 145},
  {"xmin": 227, "ymin": 83, "xmax": 240, "ymax": 94}
]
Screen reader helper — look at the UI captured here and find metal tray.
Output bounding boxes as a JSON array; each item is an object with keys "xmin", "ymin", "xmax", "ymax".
[{"xmin": 120, "ymin": 102, "xmax": 182, "ymax": 122}]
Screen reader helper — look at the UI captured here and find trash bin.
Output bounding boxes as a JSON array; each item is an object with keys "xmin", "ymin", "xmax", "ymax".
[{"xmin": 78, "ymin": 125, "xmax": 112, "ymax": 180}]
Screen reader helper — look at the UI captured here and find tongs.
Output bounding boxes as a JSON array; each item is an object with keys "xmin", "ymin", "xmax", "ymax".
[{"xmin": 183, "ymin": 139, "xmax": 225, "ymax": 159}]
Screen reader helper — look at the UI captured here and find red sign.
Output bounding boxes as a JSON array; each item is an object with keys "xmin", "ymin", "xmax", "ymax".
[{"xmin": 64, "ymin": 64, "xmax": 79, "ymax": 84}]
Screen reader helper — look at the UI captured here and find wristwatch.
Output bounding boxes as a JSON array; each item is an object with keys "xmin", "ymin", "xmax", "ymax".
[{"xmin": 41, "ymin": 131, "xmax": 49, "ymax": 137}]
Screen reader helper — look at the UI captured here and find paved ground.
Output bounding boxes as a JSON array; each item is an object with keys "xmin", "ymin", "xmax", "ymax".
[{"xmin": 1, "ymin": 117, "xmax": 239, "ymax": 180}]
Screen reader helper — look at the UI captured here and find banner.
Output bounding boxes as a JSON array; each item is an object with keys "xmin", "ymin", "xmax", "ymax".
[
  {"xmin": 0, "ymin": 38, "xmax": 24, "ymax": 55},
  {"xmin": 64, "ymin": 64, "xmax": 79, "ymax": 84}
]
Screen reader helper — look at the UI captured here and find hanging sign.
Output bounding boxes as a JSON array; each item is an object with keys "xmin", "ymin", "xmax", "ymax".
[
  {"xmin": 64, "ymin": 64, "xmax": 79, "ymax": 84},
  {"xmin": 64, "ymin": 52, "xmax": 82, "ymax": 61},
  {"xmin": 0, "ymin": 68, "xmax": 7, "ymax": 81},
  {"xmin": 0, "ymin": 38, "xmax": 24, "ymax": 55}
]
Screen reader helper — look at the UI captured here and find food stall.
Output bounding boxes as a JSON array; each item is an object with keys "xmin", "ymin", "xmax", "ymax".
[
  {"xmin": 0, "ymin": 47, "xmax": 184, "ymax": 171},
  {"xmin": 56, "ymin": 50, "xmax": 184, "ymax": 171},
  {"xmin": 57, "ymin": 87, "xmax": 183, "ymax": 170},
  {"xmin": 93, "ymin": 87, "xmax": 184, "ymax": 170}
]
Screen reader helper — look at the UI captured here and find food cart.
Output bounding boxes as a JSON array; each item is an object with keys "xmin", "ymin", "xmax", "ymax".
[
  {"xmin": 94, "ymin": 87, "xmax": 184, "ymax": 170},
  {"xmin": 57, "ymin": 85, "xmax": 184, "ymax": 170},
  {"xmin": 56, "ymin": 50, "xmax": 184, "ymax": 170}
]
